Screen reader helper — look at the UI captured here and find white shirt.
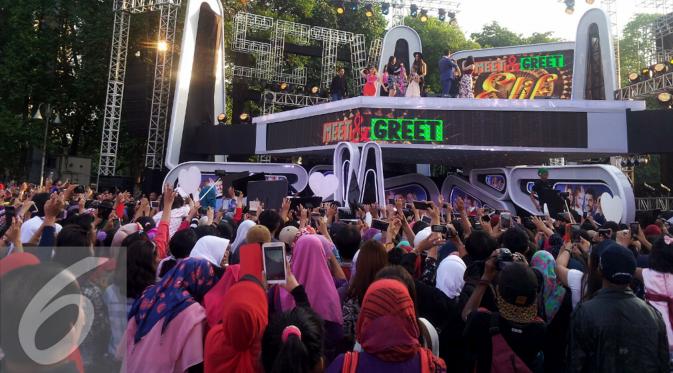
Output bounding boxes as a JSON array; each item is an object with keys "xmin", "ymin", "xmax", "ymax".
[
  {"xmin": 20, "ymin": 216, "xmax": 62, "ymax": 244},
  {"xmin": 567, "ymin": 269, "xmax": 585, "ymax": 309}
]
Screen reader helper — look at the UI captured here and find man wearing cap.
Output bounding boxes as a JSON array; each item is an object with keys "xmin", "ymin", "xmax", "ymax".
[
  {"xmin": 569, "ymin": 243, "xmax": 670, "ymax": 372},
  {"xmin": 530, "ymin": 168, "xmax": 564, "ymax": 217}
]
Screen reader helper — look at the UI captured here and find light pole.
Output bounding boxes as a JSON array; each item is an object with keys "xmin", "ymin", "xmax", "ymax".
[{"xmin": 33, "ymin": 103, "xmax": 61, "ymax": 187}]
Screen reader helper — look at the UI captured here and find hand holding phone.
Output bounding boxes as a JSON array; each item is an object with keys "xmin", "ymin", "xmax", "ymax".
[
  {"xmin": 501, "ymin": 212, "xmax": 512, "ymax": 229},
  {"xmin": 263, "ymin": 242, "xmax": 287, "ymax": 285},
  {"xmin": 371, "ymin": 219, "xmax": 389, "ymax": 231}
]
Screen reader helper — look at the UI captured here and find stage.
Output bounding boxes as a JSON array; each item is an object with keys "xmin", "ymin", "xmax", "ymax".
[{"xmin": 188, "ymin": 96, "xmax": 667, "ymax": 168}]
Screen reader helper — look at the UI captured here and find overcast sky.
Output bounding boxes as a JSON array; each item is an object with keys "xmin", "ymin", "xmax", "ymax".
[{"xmin": 455, "ymin": 0, "xmax": 650, "ymax": 41}]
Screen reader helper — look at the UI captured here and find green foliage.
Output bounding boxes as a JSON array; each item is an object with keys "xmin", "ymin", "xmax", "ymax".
[
  {"xmin": 470, "ymin": 21, "xmax": 561, "ymax": 48},
  {"xmin": 618, "ymin": 13, "xmax": 661, "ymax": 87},
  {"xmin": 404, "ymin": 17, "xmax": 479, "ymax": 94}
]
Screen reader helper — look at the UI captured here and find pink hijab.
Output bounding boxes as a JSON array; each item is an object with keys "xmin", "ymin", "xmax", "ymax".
[{"xmin": 280, "ymin": 235, "xmax": 342, "ymax": 325}]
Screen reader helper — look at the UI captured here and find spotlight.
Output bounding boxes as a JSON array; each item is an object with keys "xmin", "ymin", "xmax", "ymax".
[
  {"xmin": 419, "ymin": 9, "xmax": 428, "ymax": 22},
  {"xmin": 586, "ymin": 0, "xmax": 595, "ymax": 4},
  {"xmin": 364, "ymin": 4, "xmax": 373, "ymax": 17},
  {"xmin": 381, "ymin": 3, "xmax": 390, "ymax": 15},
  {"xmin": 438, "ymin": 8, "xmax": 446, "ymax": 21},
  {"xmin": 217, "ymin": 113, "xmax": 226, "ymax": 124},
  {"xmin": 628, "ymin": 72, "xmax": 640, "ymax": 83},
  {"xmin": 657, "ymin": 92, "xmax": 672, "ymax": 107},
  {"xmin": 279, "ymin": 82, "xmax": 289, "ymax": 91},
  {"xmin": 310, "ymin": 86, "xmax": 320, "ymax": 95},
  {"xmin": 157, "ymin": 40, "xmax": 169, "ymax": 52},
  {"xmin": 239, "ymin": 113, "xmax": 252, "ymax": 123},
  {"xmin": 336, "ymin": 1, "xmax": 345, "ymax": 14},
  {"xmin": 565, "ymin": 6, "xmax": 574, "ymax": 14},
  {"xmin": 653, "ymin": 62, "xmax": 668, "ymax": 75},
  {"xmin": 641, "ymin": 67, "xmax": 652, "ymax": 79},
  {"xmin": 448, "ymin": 12, "xmax": 457, "ymax": 25},
  {"xmin": 410, "ymin": 4, "xmax": 418, "ymax": 17},
  {"xmin": 350, "ymin": 1, "xmax": 358, "ymax": 11}
]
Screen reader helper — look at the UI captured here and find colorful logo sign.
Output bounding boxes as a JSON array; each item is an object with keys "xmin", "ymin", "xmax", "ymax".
[
  {"xmin": 460, "ymin": 50, "xmax": 574, "ymax": 100},
  {"xmin": 321, "ymin": 113, "xmax": 443, "ymax": 145}
]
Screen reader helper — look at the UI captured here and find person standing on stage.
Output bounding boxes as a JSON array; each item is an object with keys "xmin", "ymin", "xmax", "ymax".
[
  {"xmin": 458, "ymin": 56, "xmax": 475, "ymax": 98},
  {"xmin": 361, "ymin": 67, "xmax": 378, "ymax": 97},
  {"xmin": 330, "ymin": 67, "xmax": 348, "ymax": 101},
  {"xmin": 412, "ymin": 52, "xmax": 427, "ymax": 96},
  {"xmin": 530, "ymin": 167, "xmax": 563, "ymax": 216},
  {"xmin": 439, "ymin": 50, "xmax": 458, "ymax": 97}
]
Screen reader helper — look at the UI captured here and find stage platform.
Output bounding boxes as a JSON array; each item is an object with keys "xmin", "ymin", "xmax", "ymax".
[{"xmin": 190, "ymin": 96, "xmax": 673, "ymax": 168}]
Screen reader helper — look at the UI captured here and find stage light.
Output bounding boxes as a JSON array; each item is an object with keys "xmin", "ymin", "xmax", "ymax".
[
  {"xmin": 586, "ymin": 0, "xmax": 595, "ymax": 4},
  {"xmin": 239, "ymin": 113, "xmax": 251, "ymax": 123},
  {"xmin": 658, "ymin": 92, "xmax": 672, "ymax": 106},
  {"xmin": 628, "ymin": 72, "xmax": 640, "ymax": 83},
  {"xmin": 653, "ymin": 62, "xmax": 668, "ymax": 75},
  {"xmin": 279, "ymin": 82, "xmax": 289, "ymax": 91},
  {"xmin": 410, "ymin": 4, "xmax": 418, "ymax": 17},
  {"xmin": 217, "ymin": 113, "xmax": 226, "ymax": 124},
  {"xmin": 364, "ymin": 4, "xmax": 374, "ymax": 17},
  {"xmin": 641, "ymin": 67, "xmax": 652, "ymax": 79},
  {"xmin": 419, "ymin": 9, "xmax": 428, "ymax": 22},
  {"xmin": 438, "ymin": 8, "xmax": 446, "ymax": 21},
  {"xmin": 448, "ymin": 11, "xmax": 457, "ymax": 25},
  {"xmin": 310, "ymin": 86, "xmax": 320, "ymax": 95},
  {"xmin": 565, "ymin": 6, "xmax": 574, "ymax": 14},
  {"xmin": 157, "ymin": 40, "xmax": 169, "ymax": 52},
  {"xmin": 350, "ymin": 1, "xmax": 358, "ymax": 11},
  {"xmin": 336, "ymin": 1, "xmax": 345, "ymax": 14},
  {"xmin": 381, "ymin": 3, "xmax": 390, "ymax": 15}
]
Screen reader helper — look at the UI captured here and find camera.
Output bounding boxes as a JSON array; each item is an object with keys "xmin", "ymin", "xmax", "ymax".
[{"xmin": 496, "ymin": 248, "xmax": 514, "ymax": 270}]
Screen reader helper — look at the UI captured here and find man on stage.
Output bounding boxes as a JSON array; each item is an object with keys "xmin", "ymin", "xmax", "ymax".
[
  {"xmin": 530, "ymin": 168, "xmax": 565, "ymax": 216},
  {"xmin": 438, "ymin": 50, "xmax": 458, "ymax": 97}
]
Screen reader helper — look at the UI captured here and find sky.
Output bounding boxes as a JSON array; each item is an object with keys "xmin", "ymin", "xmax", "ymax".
[{"xmin": 455, "ymin": 0, "xmax": 646, "ymax": 41}]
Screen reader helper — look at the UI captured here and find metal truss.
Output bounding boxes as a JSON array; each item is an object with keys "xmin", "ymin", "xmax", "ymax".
[
  {"xmin": 637, "ymin": 0, "xmax": 673, "ymax": 14},
  {"xmin": 261, "ymin": 90, "xmax": 329, "ymax": 115},
  {"xmin": 615, "ymin": 71, "xmax": 673, "ymax": 99},
  {"xmin": 100, "ymin": 0, "xmax": 182, "ymax": 176},
  {"xmin": 99, "ymin": 8, "xmax": 131, "ymax": 177},
  {"xmin": 145, "ymin": 3, "xmax": 179, "ymax": 169},
  {"xmin": 349, "ymin": 35, "xmax": 368, "ymax": 94},
  {"xmin": 232, "ymin": 12, "xmax": 369, "ymax": 95},
  {"xmin": 653, "ymin": 12, "xmax": 673, "ymax": 37}
]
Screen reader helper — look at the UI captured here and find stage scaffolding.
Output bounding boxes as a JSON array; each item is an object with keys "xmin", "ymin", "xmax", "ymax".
[
  {"xmin": 261, "ymin": 91, "xmax": 329, "ymax": 115},
  {"xmin": 99, "ymin": 0, "xmax": 181, "ymax": 177}
]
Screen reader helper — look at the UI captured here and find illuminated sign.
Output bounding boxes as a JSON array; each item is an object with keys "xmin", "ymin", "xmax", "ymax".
[
  {"xmin": 370, "ymin": 118, "xmax": 443, "ymax": 142},
  {"xmin": 461, "ymin": 50, "xmax": 574, "ymax": 100},
  {"xmin": 321, "ymin": 113, "xmax": 443, "ymax": 144}
]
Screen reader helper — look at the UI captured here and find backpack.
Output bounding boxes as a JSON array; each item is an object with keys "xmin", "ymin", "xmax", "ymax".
[{"xmin": 488, "ymin": 313, "xmax": 533, "ymax": 373}]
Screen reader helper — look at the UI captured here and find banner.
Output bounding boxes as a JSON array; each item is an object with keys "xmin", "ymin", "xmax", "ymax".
[{"xmin": 457, "ymin": 50, "xmax": 574, "ymax": 100}]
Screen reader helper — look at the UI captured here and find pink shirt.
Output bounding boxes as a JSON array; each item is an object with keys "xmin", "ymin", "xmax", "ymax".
[
  {"xmin": 643, "ymin": 269, "xmax": 673, "ymax": 351},
  {"xmin": 118, "ymin": 303, "xmax": 207, "ymax": 373}
]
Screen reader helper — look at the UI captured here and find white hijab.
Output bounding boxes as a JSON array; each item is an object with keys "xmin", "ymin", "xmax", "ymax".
[
  {"xmin": 189, "ymin": 235, "xmax": 230, "ymax": 267},
  {"xmin": 436, "ymin": 254, "xmax": 467, "ymax": 299},
  {"xmin": 231, "ymin": 220, "xmax": 256, "ymax": 254}
]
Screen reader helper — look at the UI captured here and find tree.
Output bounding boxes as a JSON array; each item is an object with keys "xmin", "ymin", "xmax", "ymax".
[
  {"xmin": 470, "ymin": 21, "xmax": 561, "ymax": 48},
  {"xmin": 404, "ymin": 17, "xmax": 479, "ymax": 94},
  {"xmin": 619, "ymin": 13, "xmax": 661, "ymax": 87}
]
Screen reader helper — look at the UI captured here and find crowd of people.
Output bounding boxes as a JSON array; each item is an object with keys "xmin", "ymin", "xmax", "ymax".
[
  {"xmin": 331, "ymin": 50, "xmax": 475, "ymax": 100},
  {"xmin": 0, "ymin": 178, "xmax": 672, "ymax": 373}
]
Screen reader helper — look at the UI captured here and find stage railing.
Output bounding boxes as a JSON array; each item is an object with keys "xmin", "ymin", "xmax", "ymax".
[{"xmin": 636, "ymin": 197, "xmax": 673, "ymax": 211}]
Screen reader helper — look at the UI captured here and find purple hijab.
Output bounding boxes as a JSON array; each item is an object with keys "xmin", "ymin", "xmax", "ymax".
[{"xmin": 280, "ymin": 235, "xmax": 343, "ymax": 324}]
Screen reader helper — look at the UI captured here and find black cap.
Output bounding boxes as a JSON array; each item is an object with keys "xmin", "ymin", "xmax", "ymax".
[
  {"xmin": 498, "ymin": 262, "xmax": 538, "ymax": 307},
  {"xmin": 599, "ymin": 243, "xmax": 636, "ymax": 284}
]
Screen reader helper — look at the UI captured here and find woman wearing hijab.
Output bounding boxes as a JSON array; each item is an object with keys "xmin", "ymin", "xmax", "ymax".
[
  {"xmin": 204, "ymin": 278, "xmax": 268, "ymax": 373},
  {"xmin": 190, "ymin": 235, "xmax": 230, "ymax": 275},
  {"xmin": 229, "ymin": 220, "xmax": 256, "ymax": 264},
  {"xmin": 436, "ymin": 254, "xmax": 466, "ymax": 299},
  {"xmin": 119, "ymin": 258, "xmax": 218, "ymax": 373},
  {"xmin": 531, "ymin": 250, "xmax": 572, "ymax": 373},
  {"xmin": 279, "ymin": 235, "xmax": 343, "ymax": 361},
  {"xmin": 204, "ymin": 264, "xmax": 241, "ymax": 327},
  {"xmin": 328, "ymin": 279, "xmax": 446, "ymax": 372}
]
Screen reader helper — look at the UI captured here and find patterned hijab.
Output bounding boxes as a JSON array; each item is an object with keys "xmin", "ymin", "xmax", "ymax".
[
  {"xmin": 128, "ymin": 258, "xmax": 217, "ymax": 343},
  {"xmin": 531, "ymin": 251, "xmax": 566, "ymax": 322}
]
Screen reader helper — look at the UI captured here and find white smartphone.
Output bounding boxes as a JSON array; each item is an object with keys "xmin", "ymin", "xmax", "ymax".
[
  {"xmin": 249, "ymin": 200, "xmax": 260, "ymax": 212},
  {"xmin": 262, "ymin": 242, "xmax": 287, "ymax": 285},
  {"xmin": 150, "ymin": 201, "xmax": 159, "ymax": 209}
]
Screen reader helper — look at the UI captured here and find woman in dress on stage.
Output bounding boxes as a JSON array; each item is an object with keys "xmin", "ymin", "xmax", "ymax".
[
  {"xmin": 405, "ymin": 72, "xmax": 421, "ymax": 97},
  {"xmin": 361, "ymin": 67, "xmax": 379, "ymax": 96},
  {"xmin": 411, "ymin": 52, "xmax": 427, "ymax": 96},
  {"xmin": 458, "ymin": 56, "xmax": 475, "ymax": 98}
]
